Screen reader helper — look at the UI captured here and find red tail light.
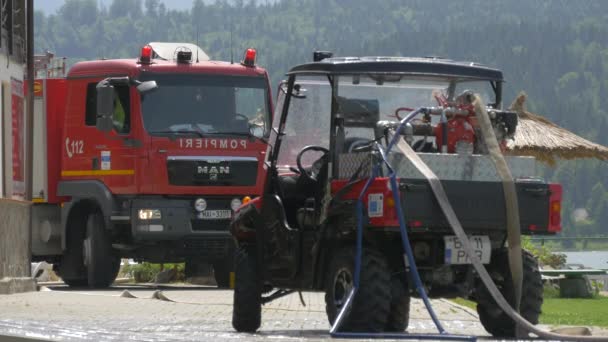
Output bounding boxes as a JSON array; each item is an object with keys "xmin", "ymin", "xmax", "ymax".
[
  {"xmin": 408, "ymin": 220, "xmax": 423, "ymax": 228},
  {"xmin": 548, "ymin": 184, "xmax": 562, "ymax": 233}
]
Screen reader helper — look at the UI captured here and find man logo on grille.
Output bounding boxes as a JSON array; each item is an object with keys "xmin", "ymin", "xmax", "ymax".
[{"xmin": 197, "ymin": 165, "xmax": 230, "ymax": 180}]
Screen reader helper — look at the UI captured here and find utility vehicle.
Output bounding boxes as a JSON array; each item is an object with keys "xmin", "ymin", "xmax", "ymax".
[{"xmin": 230, "ymin": 54, "xmax": 561, "ymax": 336}]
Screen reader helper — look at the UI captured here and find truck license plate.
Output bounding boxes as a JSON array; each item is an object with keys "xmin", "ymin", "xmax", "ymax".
[
  {"xmin": 198, "ymin": 210, "xmax": 232, "ymax": 220},
  {"xmin": 444, "ymin": 235, "xmax": 491, "ymax": 265}
]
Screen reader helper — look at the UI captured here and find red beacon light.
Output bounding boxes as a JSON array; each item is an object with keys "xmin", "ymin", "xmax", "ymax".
[
  {"xmin": 242, "ymin": 48, "xmax": 256, "ymax": 67},
  {"xmin": 140, "ymin": 45, "xmax": 153, "ymax": 64}
]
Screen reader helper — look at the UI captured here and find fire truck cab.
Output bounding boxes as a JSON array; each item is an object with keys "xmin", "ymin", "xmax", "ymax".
[{"xmin": 31, "ymin": 43, "xmax": 272, "ymax": 287}]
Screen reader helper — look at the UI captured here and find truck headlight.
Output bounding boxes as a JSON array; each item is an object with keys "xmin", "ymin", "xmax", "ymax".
[
  {"xmin": 231, "ymin": 198, "xmax": 242, "ymax": 211},
  {"xmin": 138, "ymin": 209, "xmax": 162, "ymax": 220},
  {"xmin": 194, "ymin": 198, "xmax": 207, "ymax": 212}
]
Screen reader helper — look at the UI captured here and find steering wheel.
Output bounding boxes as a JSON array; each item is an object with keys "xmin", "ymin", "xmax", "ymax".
[
  {"xmin": 296, "ymin": 145, "xmax": 329, "ymax": 182},
  {"xmin": 234, "ymin": 113, "xmax": 249, "ymax": 121}
]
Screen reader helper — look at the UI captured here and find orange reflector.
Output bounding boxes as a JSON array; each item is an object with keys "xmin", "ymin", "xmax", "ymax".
[
  {"xmin": 243, "ymin": 196, "xmax": 252, "ymax": 205},
  {"xmin": 551, "ymin": 201, "xmax": 561, "ymax": 212},
  {"xmin": 386, "ymin": 197, "xmax": 395, "ymax": 207}
]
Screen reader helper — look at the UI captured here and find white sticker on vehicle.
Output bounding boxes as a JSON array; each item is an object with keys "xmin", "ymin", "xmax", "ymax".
[
  {"xmin": 101, "ymin": 151, "xmax": 111, "ymax": 170},
  {"xmin": 368, "ymin": 193, "xmax": 384, "ymax": 218}
]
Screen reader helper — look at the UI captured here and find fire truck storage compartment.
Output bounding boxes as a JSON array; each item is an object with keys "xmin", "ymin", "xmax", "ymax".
[
  {"xmin": 29, "ymin": 79, "xmax": 67, "ymax": 257},
  {"xmin": 31, "ymin": 78, "xmax": 66, "ymax": 204}
]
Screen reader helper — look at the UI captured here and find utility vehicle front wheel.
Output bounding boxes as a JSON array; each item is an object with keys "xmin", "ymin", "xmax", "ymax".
[
  {"xmin": 385, "ymin": 274, "xmax": 411, "ymax": 332},
  {"xmin": 475, "ymin": 249, "xmax": 543, "ymax": 337},
  {"xmin": 232, "ymin": 245, "xmax": 261, "ymax": 333},
  {"xmin": 324, "ymin": 248, "xmax": 391, "ymax": 332}
]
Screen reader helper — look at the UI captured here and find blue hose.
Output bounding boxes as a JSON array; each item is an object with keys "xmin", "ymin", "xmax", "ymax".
[{"xmin": 329, "ymin": 109, "xmax": 475, "ymax": 341}]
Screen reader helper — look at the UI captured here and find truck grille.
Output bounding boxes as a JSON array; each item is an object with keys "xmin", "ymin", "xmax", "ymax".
[{"xmin": 167, "ymin": 156, "xmax": 258, "ymax": 186}]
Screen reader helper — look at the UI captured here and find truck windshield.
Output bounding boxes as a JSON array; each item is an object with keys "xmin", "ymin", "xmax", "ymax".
[{"xmin": 140, "ymin": 74, "xmax": 269, "ymax": 138}]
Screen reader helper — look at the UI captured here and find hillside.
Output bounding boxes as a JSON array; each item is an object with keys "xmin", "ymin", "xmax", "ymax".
[{"xmin": 34, "ymin": 0, "xmax": 608, "ymax": 238}]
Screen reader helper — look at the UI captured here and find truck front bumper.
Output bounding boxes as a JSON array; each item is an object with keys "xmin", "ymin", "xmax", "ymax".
[{"xmin": 129, "ymin": 197, "xmax": 235, "ymax": 241}]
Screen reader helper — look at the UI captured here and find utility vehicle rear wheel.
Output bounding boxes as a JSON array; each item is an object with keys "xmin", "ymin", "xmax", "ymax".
[
  {"xmin": 385, "ymin": 275, "xmax": 410, "ymax": 332},
  {"xmin": 476, "ymin": 249, "xmax": 543, "ymax": 337},
  {"xmin": 83, "ymin": 211, "xmax": 120, "ymax": 288},
  {"xmin": 324, "ymin": 248, "xmax": 391, "ymax": 332},
  {"xmin": 232, "ymin": 245, "xmax": 261, "ymax": 333}
]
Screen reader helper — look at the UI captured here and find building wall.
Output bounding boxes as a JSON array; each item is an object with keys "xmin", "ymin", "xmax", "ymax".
[{"xmin": 0, "ymin": 0, "xmax": 27, "ymax": 199}]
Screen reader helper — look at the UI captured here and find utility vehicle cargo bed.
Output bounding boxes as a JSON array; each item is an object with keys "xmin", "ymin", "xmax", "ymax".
[{"xmin": 399, "ymin": 179, "xmax": 553, "ymax": 233}]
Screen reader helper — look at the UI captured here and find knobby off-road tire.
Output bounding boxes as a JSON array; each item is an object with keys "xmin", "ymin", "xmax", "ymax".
[
  {"xmin": 84, "ymin": 211, "xmax": 120, "ymax": 288},
  {"xmin": 325, "ymin": 248, "xmax": 391, "ymax": 332},
  {"xmin": 476, "ymin": 248, "xmax": 543, "ymax": 337},
  {"xmin": 232, "ymin": 245, "xmax": 261, "ymax": 333},
  {"xmin": 385, "ymin": 274, "xmax": 411, "ymax": 332}
]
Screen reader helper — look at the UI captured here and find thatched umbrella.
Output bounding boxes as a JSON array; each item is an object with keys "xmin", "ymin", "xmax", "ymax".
[{"xmin": 505, "ymin": 92, "xmax": 608, "ymax": 166}]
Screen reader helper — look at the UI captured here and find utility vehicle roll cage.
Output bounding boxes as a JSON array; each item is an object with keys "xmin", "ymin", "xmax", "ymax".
[{"xmin": 270, "ymin": 56, "xmax": 505, "ymax": 175}]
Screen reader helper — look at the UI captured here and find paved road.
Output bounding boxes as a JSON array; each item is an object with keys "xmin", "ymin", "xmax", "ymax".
[{"xmin": 0, "ymin": 284, "xmax": 605, "ymax": 341}]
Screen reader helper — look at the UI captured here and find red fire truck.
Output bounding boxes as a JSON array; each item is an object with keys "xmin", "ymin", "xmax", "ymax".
[{"xmin": 28, "ymin": 43, "xmax": 272, "ymax": 288}]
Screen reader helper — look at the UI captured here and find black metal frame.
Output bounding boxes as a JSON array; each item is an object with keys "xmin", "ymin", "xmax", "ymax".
[{"xmin": 287, "ymin": 57, "xmax": 503, "ymax": 81}]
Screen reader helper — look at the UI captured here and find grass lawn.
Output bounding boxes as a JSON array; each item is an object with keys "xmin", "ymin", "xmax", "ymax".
[{"xmin": 451, "ymin": 295, "xmax": 608, "ymax": 327}]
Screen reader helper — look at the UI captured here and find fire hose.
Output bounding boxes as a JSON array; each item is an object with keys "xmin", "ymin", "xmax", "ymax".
[
  {"xmin": 390, "ymin": 99, "xmax": 606, "ymax": 341},
  {"xmin": 331, "ymin": 102, "xmax": 607, "ymax": 341}
]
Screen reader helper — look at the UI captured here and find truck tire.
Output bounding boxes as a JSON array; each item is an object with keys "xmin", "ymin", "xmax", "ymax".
[
  {"xmin": 83, "ymin": 210, "xmax": 120, "ymax": 288},
  {"xmin": 385, "ymin": 275, "xmax": 410, "ymax": 332},
  {"xmin": 58, "ymin": 224, "xmax": 88, "ymax": 287},
  {"xmin": 232, "ymin": 245, "xmax": 261, "ymax": 333},
  {"xmin": 213, "ymin": 259, "xmax": 232, "ymax": 288},
  {"xmin": 214, "ymin": 242, "xmax": 235, "ymax": 288},
  {"xmin": 475, "ymin": 249, "xmax": 543, "ymax": 337},
  {"xmin": 325, "ymin": 248, "xmax": 391, "ymax": 332},
  {"xmin": 185, "ymin": 259, "xmax": 212, "ymax": 279}
]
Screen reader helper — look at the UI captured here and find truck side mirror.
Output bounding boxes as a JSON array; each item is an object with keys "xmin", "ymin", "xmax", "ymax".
[
  {"xmin": 96, "ymin": 81, "xmax": 115, "ymax": 132},
  {"xmin": 136, "ymin": 80, "xmax": 158, "ymax": 94}
]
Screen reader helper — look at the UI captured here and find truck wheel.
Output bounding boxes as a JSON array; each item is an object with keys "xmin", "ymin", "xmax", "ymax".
[
  {"xmin": 58, "ymin": 224, "xmax": 88, "ymax": 287},
  {"xmin": 214, "ymin": 242, "xmax": 235, "ymax": 288},
  {"xmin": 385, "ymin": 275, "xmax": 410, "ymax": 332},
  {"xmin": 232, "ymin": 245, "xmax": 261, "ymax": 332},
  {"xmin": 83, "ymin": 210, "xmax": 120, "ymax": 288},
  {"xmin": 325, "ymin": 248, "xmax": 391, "ymax": 332},
  {"xmin": 475, "ymin": 249, "xmax": 543, "ymax": 337},
  {"xmin": 213, "ymin": 259, "xmax": 232, "ymax": 288},
  {"xmin": 185, "ymin": 260, "xmax": 212, "ymax": 279}
]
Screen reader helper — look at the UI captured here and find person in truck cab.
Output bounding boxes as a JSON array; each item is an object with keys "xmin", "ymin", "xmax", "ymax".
[{"xmin": 112, "ymin": 86, "xmax": 130, "ymax": 133}]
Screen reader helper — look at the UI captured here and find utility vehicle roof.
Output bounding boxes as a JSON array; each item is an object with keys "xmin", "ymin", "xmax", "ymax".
[{"xmin": 287, "ymin": 56, "xmax": 503, "ymax": 81}]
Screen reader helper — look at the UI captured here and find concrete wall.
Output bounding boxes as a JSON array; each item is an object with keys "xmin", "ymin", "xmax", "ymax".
[{"xmin": 0, "ymin": 199, "xmax": 36, "ymax": 294}]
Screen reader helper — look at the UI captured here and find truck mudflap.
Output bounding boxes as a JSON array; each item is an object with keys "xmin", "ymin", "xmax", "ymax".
[{"xmin": 398, "ymin": 179, "xmax": 554, "ymax": 233}]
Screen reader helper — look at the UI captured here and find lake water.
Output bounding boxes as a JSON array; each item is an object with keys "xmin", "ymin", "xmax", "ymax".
[{"xmin": 558, "ymin": 251, "xmax": 608, "ymax": 270}]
